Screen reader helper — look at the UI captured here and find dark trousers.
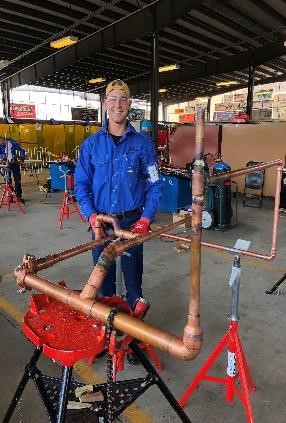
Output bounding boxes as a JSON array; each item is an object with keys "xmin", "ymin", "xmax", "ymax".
[
  {"xmin": 92, "ymin": 211, "xmax": 143, "ymax": 308},
  {"xmin": 8, "ymin": 162, "xmax": 22, "ymax": 198}
]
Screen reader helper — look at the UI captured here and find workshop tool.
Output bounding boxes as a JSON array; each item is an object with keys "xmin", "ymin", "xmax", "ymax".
[
  {"xmin": 4, "ymin": 291, "xmax": 184, "ymax": 423},
  {"xmin": 0, "ymin": 164, "xmax": 25, "ymax": 214},
  {"xmin": 179, "ymin": 240, "xmax": 256, "ymax": 423},
  {"xmin": 58, "ymin": 167, "xmax": 85, "ymax": 229}
]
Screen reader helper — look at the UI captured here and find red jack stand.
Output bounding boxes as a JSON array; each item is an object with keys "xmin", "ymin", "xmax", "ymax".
[
  {"xmin": 0, "ymin": 178, "xmax": 25, "ymax": 214},
  {"xmin": 179, "ymin": 255, "xmax": 256, "ymax": 423},
  {"xmin": 59, "ymin": 190, "xmax": 85, "ymax": 228},
  {"xmin": 58, "ymin": 169, "xmax": 85, "ymax": 229}
]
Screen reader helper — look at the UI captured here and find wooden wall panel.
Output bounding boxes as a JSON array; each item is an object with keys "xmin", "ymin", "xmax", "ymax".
[{"xmin": 221, "ymin": 123, "xmax": 286, "ymax": 197}]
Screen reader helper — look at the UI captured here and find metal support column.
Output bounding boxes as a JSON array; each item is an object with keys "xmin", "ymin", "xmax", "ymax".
[
  {"xmin": 100, "ymin": 93, "xmax": 107, "ymax": 125},
  {"xmin": 151, "ymin": 32, "xmax": 159, "ymax": 150},
  {"xmin": 1, "ymin": 81, "xmax": 10, "ymax": 120},
  {"xmin": 246, "ymin": 52, "xmax": 255, "ymax": 120},
  {"xmin": 206, "ymin": 97, "xmax": 211, "ymax": 122},
  {"xmin": 162, "ymin": 102, "xmax": 168, "ymax": 122}
]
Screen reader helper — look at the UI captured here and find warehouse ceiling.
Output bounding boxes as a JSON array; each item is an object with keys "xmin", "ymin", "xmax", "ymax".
[{"xmin": 0, "ymin": 0, "xmax": 286, "ymax": 104}]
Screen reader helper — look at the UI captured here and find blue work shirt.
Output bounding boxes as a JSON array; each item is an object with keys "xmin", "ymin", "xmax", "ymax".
[
  {"xmin": 0, "ymin": 138, "xmax": 26, "ymax": 161},
  {"xmin": 74, "ymin": 121, "xmax": 162, "ymax": 220}
]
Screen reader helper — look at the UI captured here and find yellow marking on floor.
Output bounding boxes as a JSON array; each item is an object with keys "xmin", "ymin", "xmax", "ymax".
[
  {"xmin": 2, "ymin": 272, "xmax": 14, "ymax": 279},
  {"xmin": 0, "ymin": 296, "xmax": 24, "ymax": 322},
  {"xmin": 0, "ymin": 296, "xmax": 157, "ymax": 423}
]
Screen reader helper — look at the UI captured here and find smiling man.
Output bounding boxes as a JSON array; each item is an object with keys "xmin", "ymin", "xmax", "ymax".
[{"xmin": 74, "ymin": 80, "xmax": 162, "ymax": 320}]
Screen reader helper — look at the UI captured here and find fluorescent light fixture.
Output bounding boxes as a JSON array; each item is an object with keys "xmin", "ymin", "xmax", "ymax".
[
  {"xmin": 216, "ymin": 81, "xmax": 238, "ymax": 87},
  {"xmin": 0, "ymin": 60, "xmax": 10, "ymax": 70},
  {"xmin": 158, "ymin": 88, "xmax": 167, "ymax": 93},
  {"xmin": 284, "ymin": 41, "xmax": 286, "ymax": 47},
  {"xmin": 88, "ymin": 77, "xmax": 106, "ymax": 84},
  {"xmin": 195, "ymin": 97, "xmax": 208, "ymax": 101},
  {"xmin": 50, "ymin": 36, "xmax": 78, "ymax": 49},
  {"xmin": 159, "ymin": 64, "xmax": 180, "ymax": 73}
]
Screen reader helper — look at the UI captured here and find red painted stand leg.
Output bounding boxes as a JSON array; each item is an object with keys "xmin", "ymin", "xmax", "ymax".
[
  {"xmin": 59, "ymin": 191, "xmax": 85, "ymax": 229},
  {"xmin": 0, "ymin": 184, "xmax": 25, "ymax": 214},
  {"xmin": 179, "ymin": 321, "xmax": 256, "ymax": 423}
]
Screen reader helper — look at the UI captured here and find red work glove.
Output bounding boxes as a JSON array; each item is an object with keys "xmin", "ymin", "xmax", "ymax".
[
  {"xmin": 131, "ymin": 217, "xmax": 150, "ymax": 234},
  {"xmin": 89, "ymin": 213, "xmax": 106, "ymax": 238}
]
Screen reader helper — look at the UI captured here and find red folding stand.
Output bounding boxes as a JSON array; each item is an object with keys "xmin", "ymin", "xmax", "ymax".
[
  {"xmin": 58, "ymin": 171, "xmax": 85, "ymax": 228},
  {"xmin": 0, "ymin": 168, "xmax": 25, "ymax": 214},
  {"xmin": 179, "ymin": 255, "xmax": 256, "ymax": 423}
]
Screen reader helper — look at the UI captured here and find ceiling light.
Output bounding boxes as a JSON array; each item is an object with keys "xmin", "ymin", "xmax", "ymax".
[
  {"xmin": 0, "ymin": 60, "xmax": 10, "ymax": 70},
  {"xmin": 158, "ymin": 88, "xmax": 167, "ymax": 93},
  {"xmin": 284, "ymin": 41, "xmax": 286, "ymax": 47},
  {"xmin": 88, "ymin": 77, "xmax": 106, "ymax": 84},
  {"xmin": 159, "ymin": 64, "xmax": 180, "ymax": 73},
  {"xmin": 216, "ymin": 81, "xmax": 238, "ymax": 87},
  {"xmin": 50, "ymin": 36, "xmax": 78, "ymax": 49},
  {"xmin": 195, "ymin": 97, "xmax": 208, "ymax": 101}
]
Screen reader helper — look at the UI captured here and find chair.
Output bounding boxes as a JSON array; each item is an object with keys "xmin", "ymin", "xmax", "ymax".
[{"xmin": 243, "ymin": 161, "xmax": 265, "ymax": 208}]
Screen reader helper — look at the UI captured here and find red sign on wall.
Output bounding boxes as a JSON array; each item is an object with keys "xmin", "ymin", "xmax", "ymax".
[{"xmin": 10, "ymin": 103, "xmax": 36, "ymax": 119}]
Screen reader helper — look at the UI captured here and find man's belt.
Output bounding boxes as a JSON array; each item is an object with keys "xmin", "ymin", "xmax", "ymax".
[{"xmin": 107, "ymin": 208, "xmax": 141, "ymax": 220}]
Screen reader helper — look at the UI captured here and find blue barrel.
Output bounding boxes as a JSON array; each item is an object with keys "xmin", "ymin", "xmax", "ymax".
[{"xmin": 212, "ymin": 159, "xmax": 232, "ymax": 230}]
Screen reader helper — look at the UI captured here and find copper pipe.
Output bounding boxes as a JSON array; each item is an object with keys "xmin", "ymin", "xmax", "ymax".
[
  {"xmin": 271, "ymin": 165, "xmax": 282, "ymax": 257},
  {"xmin": 14, "ymin": 271, "xmax": 201, "ymax": 360},
  {"xmin": 26, "ymin": 236, "xmax": 115, "ymax": 272},
  {"xmin": 80, "ymin": 216, "xmax": 193, "ymax": 300},
  {"xmin": 95, "ymin": 214, "xmax": 137, "ymax": 240},
  {"xmin": 209, "ymin": 159, "xmax": 282, "ymax": 183},
  {"xmin": 186, "ymin": 108, "xmax": 204, "ymax": 347},
  {"xmin": 160, "ymin": 162, "xmax": 282, "ymax": 262},
  {"xmin": 160, "ymin": 234, "xmax": 274, "ymax": 260}
]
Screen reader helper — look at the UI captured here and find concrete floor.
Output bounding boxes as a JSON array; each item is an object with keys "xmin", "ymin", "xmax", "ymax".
[{"xmin": 0, "ymin": 170, "xmax": 285, "ymax": 423}]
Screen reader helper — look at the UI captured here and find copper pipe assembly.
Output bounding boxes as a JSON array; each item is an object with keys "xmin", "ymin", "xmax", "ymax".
[
  {"xmin": 80, "ymin": 216, "xmax": 193, "ymax": 300},
  {"xmin": 160, "ymin": 159, "xmax": 282, "ymax": 261},
  {"xmin": 93, "ymin": 214, "xmax": 138, "ymax": 240},
  {"xmin": 14, "ymin": 108, "xmax": 282, "ymax": 362}
]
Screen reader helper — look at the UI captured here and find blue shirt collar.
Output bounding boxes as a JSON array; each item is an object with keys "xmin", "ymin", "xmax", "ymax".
[{"xmin": 100, "ymin": 119, "xmax": 137, "ymax": 137}]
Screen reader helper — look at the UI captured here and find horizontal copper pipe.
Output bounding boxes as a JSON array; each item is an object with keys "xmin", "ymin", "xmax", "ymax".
[
  {"xmin": 14, "ymin": 271, "xmax": 201, "ymax": 360},
  {"xmin": 160, "ymin": 234, "xmax": 275, "ymax": 260},
  {"xmin": 209, "ymin": 159, "xmax": 282, "ymax": 183},
  {"xmin": 23, "ymin": 236, "xmax": 115, "ymax": 272}
]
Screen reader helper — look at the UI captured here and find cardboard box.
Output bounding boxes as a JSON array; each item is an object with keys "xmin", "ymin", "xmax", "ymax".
[{"xmin": 172, "ymin": 210, "xmax": 192, "ymax": 228}]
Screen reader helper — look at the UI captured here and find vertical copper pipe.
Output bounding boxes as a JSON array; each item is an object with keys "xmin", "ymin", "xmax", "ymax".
[
  {"xmin": 271, "ymin": 165, "xmax": 282, "ymax": 256},
  {"xmin": 185, "ymin": 109, "xmax": 204, "ymax": 343}
]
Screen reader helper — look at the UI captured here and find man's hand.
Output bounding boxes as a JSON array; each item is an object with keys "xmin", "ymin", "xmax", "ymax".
[
  {"xmin": 131, "ymin": 217, "xmax": 150, "ymax": 234},
  {"xmin": 89, "ymin": 213, "xmax": 106, "ymax": 238}
]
